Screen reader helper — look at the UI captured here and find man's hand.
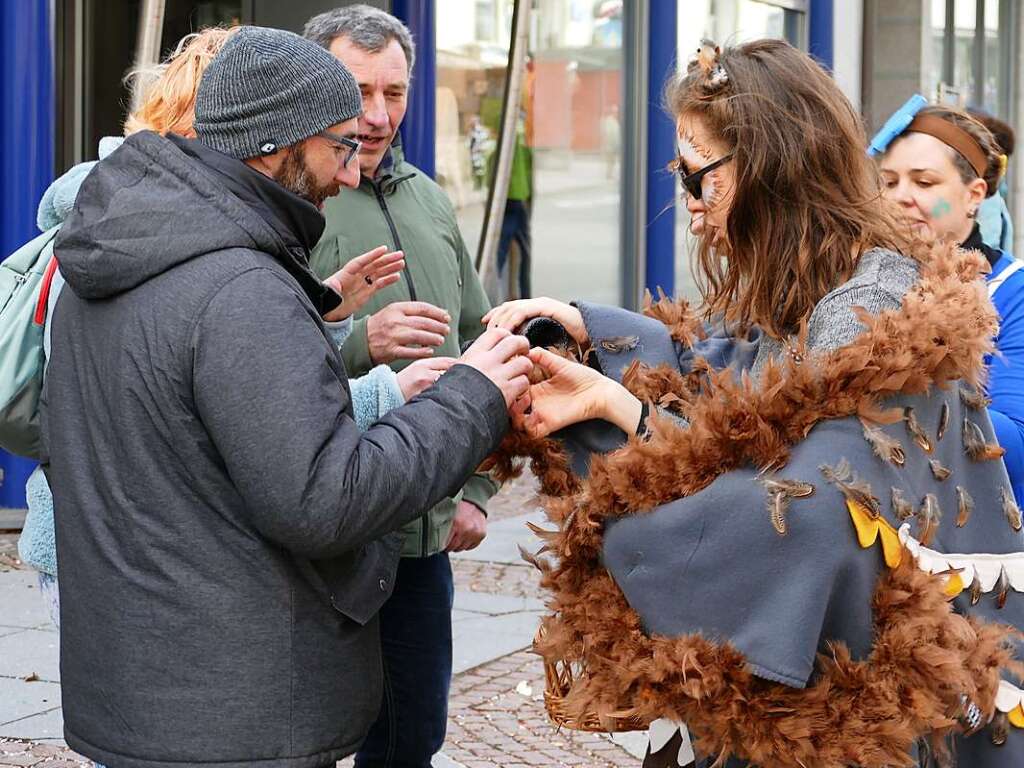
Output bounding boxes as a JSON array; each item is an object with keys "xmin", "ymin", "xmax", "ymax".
[
  {"xmin": 446, "ymin": 501, "xmax": 487, "ymax": 552},
  {"xmin": 322, "ymin": 246, "xmax": 405, "ymax": 322},
  {"xmin": 396, "ymin": 357, "xmax": 457, "ymax": 400},
  {"xmin": 367, "ymin": 301, "xmax": 451, "ymax": 364},
  {"xmin": 458, "ymin": 328, "xmax": 532, "ymax": 408}
]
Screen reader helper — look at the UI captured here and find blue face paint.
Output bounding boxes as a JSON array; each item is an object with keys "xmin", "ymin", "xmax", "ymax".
[{"xmin": 930, "ymin": 199, "xmax": 952, "ymax": 219}]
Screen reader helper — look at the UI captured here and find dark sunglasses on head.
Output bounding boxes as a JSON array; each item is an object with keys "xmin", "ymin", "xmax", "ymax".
[
  {"xmin": 676, "ymin": 152, "xmax": 734, "ymax": 200},
  {"xmin": 316, "ymin": 130, "xmax": 362, "ymax": 168}
]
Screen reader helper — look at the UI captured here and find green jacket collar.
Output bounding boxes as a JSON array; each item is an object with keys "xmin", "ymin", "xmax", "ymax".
[{"xmin": 366, "ymin": 139, "xmax": 417, "ymax": 195}]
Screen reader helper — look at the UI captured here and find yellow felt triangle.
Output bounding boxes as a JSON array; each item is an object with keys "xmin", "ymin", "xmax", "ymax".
[
  {"xmin": 877, "ymin": 521, "xmax": 904, "ymax": 569},
  {"xmin": 1009, "ymin": 704, "xmax": 1024, "ymax": 729},
  {"xmin": 943, "ymin": 571, "xmax": 965, "ymax": 598},
  {"xmin": 847, "ymin": 500, "xmax": 903, "ymax": 568},
  {"xmin": 848, "ymin": 500, "xmax": 880, "ymax": 548}
]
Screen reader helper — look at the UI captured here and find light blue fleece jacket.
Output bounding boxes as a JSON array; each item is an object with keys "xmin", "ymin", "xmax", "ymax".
[
  {"xmin": 18, "ymin": 138, "xmax": 405, "ymax": 576},
  {"xmin": 978, "ymin": 191, "xmax": 1014, "ymax": 253}
]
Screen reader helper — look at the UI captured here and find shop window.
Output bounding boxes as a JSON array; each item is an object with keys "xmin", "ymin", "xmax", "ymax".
[
  {"xmin": 58, "ymin": 0, "xmax": 242, "ymax": 170},
  {"xmin": 436, "ymin": 0, "xmax": 625, "ymax": 305},
  {"xmin": 928, "ymin": 0, "xmax": 1009, "ymax": 117}
]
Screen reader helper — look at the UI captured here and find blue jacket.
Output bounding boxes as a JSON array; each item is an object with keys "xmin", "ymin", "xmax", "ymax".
[
  {"xmin": 988, "ymin": 252, "xmax": 1024, "ymax": 503},
  {"xmin": 18, "ymin": 139, "xmax": 405, "ymax": 576}
]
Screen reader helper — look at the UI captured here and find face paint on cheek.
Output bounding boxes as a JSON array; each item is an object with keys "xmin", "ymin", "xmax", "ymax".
[
  {"xmin": 678, "ymin": 136, "xmax": 706, "ymax": 177},
  {"xmin": 679, "ymin": 135, "xmax": 723, "ymax": 206},
  {"xmin": 702, "ymin": 169, "xmax": 722, "ymax": 206},
  {"xmin": 930, "ymin": 199, "xmax": 952, "ymax": 219}
]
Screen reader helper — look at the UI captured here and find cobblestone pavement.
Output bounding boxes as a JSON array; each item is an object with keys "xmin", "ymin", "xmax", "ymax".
[
  {"xmin": 482, "ymin": 473, "xmax": 541, "ymax": 522},
  {"xmin": 451, "ymin": 558, "xmax": 540, "ymax": 599},
  {"xmin": 0, "ymin": 474, "xmax": 640, "ymax": 768},
  {"xmin": 449, "ymin": 474, "xmax": 547, "ymax": 599},
  {"xmin": 0, "ymin": 740, "xmax": 88, "ymax": 767},
  {"xmin": 336, "ymin": 650, "xmax": 636, "ymax": 768},
  {"xmin": 441, "ymin": 650, "xmax": 636, "ymax": 768},
  {"xmin": 0, "ymin": 534, "xmax": 19, "ymax": 566}
]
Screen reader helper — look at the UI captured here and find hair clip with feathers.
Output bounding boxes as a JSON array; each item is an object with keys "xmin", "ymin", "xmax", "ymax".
[{"xmin": 688, "ymin": 39, "xmax": 729, "ymax": 90}]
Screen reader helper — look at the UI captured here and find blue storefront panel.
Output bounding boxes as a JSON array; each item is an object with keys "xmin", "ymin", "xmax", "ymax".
[{"xmin": 0, "ymin": 0, "xmax": 53, "ymax": 509}]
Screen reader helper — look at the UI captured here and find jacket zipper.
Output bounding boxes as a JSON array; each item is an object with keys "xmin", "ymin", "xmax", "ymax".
[
  {"xmin": 371, "ymin": 180, "xmax": 417, "ymax": 301},
  {"xmin": 371, "ymin": 178, "xmax": 428, "ymax": 555}
]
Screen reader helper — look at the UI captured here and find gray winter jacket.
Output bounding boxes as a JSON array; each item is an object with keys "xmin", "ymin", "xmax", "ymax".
[{"xmin": 42, "ymin": 131, "xmax": 508, "ymax": 768}]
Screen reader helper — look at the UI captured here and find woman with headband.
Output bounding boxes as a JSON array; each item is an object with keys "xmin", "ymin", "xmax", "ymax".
[
  {"xmin": 482, "ymin": 39, "xmax": 1023, "ymax": 767},
  {"xmin": 874, "ymin": 100, "xmax": 1024, "ymax": 507}
]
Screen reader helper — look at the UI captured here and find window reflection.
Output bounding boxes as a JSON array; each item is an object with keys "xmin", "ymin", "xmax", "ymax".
[
  {"xmin": 983, "ymin": 0, "xmax": 1001, "ymax": 113},
  {"xmin": 436, "ymin": 0, "xmax": 624, "ymax": 305},
  {"xmin": 927, "ymin": 0, "xmax": 1003, "ymax": 113}
]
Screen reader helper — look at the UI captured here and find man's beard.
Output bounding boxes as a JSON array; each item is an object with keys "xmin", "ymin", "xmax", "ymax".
[{"xmin": 273, "ymin": 144, "xmax": 341, "ymax": 208}]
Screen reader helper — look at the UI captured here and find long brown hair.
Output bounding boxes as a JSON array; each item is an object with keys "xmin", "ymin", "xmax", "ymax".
[{"xmin": 667, "ymin": 39, "xmax": 908, "ymax": 339}]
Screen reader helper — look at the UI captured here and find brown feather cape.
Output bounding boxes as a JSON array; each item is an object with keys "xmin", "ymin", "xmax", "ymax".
[{"xmin": 483, "ymin": 242, "xmax": 1020, "ymax": 767}]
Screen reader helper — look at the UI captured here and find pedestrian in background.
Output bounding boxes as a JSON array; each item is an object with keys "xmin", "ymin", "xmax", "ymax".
[
  {"xmin": 469, "ymin": 115, "xmax": 490, "ymax": 190},
  {"xmin": 601, "ymin": 104, "xmax": 621, "ymax": 180},
  {"xmin": 44, "ymin": 25, "xmax": 530, "ymax": 767},
  {"xmin": 494, "ymin": 119, "xmax": 534, "ymax": 301}
]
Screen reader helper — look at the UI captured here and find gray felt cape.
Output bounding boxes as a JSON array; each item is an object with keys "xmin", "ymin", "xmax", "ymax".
[{"xmin": 490, "ymin": 244, "xmax": 1024, "ymax": 768}]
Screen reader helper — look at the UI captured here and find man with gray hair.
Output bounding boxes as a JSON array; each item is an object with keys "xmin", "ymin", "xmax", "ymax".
[{"xmin": 305, "ymin": 6, "xmax": 497, "ymax": 767}]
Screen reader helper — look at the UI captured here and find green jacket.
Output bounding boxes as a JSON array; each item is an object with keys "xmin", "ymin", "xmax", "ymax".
[{"xmin": 310, "ymin": 145, "xmax": 499, "ymax": 557}]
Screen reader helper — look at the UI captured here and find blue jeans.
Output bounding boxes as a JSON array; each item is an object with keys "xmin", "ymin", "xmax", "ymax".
[
  {"xmin": 354, "ymin": 553, "xmax": 454, "ymax": 768},
  {"xmin": 496, "ymin": 199, "xmax": 531, "ymax": 300}
]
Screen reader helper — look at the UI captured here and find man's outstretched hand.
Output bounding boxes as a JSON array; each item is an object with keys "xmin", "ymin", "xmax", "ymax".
[{"xmin": 322, "ymin": 245, "xmax": 405, "ymax": 322}]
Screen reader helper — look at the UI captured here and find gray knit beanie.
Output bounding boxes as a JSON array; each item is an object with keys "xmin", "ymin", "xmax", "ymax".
[{"xmin": 194, "ymin": 26, "xmax": 362, "ymax": 159}]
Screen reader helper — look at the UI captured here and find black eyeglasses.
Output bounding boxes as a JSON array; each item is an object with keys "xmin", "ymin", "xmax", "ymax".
[
  {"xmin": 676, "ymin": 153, "xmax": 734, "ymax": 200},
  {"xmin": 316, "ymin": 131, "xmax": 362, "ymax": 168}
]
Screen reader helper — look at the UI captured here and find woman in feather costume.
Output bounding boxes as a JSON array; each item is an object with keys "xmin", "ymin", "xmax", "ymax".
[{"xmin": 483, "ymin": 38, "xmax": 1024, "ymax": 768}]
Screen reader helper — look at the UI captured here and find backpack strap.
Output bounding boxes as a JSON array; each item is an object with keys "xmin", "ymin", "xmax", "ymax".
[{"xmin": 33, "ymin": 256, "xmax": 59, "ymax": 326}]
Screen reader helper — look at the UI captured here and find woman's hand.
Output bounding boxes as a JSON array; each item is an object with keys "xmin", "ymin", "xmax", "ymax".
[
  {"xmin": 512, "ymin": 347, "xmax": 641, "ymax": 438},
  {"xmin": 395, "ymin": 357, "xmax": 458, "ymax": 400},
  {"xmin": 482, "ymin": 298, "xmax": 588, "ymax": 346},
  {"xmin": 322, "ymin": 246, "xmax": 405, "ymax": 322}
]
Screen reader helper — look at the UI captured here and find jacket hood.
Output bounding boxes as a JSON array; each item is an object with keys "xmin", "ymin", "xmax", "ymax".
[
  {"xmin": 36, "ymin": 137, "xmax": 123, "ymax": 231},
  {"xmin": 55, "ymin": 131, "xmax": 292, "ymax": 299}
]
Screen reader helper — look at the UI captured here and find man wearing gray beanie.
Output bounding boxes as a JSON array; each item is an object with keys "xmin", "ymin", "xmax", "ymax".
[{"xmin": 46, "ymin": 24, "xmax": 531, "ymax": 768}]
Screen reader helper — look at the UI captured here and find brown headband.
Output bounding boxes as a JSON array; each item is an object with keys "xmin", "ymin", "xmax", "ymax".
[{"xmin": 906, "ymin": 115, "xmax": 988, "ymax": 178}]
